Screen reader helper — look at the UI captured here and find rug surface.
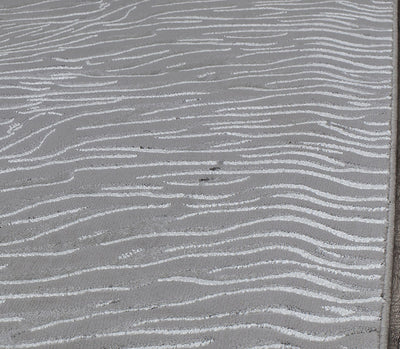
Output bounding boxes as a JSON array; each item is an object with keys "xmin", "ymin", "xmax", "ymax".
[{"xmin": 0, "ymin": 0, "xmax": 396, "ymax": 348}]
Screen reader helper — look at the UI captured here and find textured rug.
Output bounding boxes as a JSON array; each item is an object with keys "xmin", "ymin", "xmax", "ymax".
[{"xmin": 0, "ymin": 0, "xmax": 397, "ymax": 348}]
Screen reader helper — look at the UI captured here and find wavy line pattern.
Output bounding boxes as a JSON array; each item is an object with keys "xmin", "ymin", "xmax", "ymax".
[{"xmin": 0, "ymin": 0, "xmax": 394, "ymax": 348}]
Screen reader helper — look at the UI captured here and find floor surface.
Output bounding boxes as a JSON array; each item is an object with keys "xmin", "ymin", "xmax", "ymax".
[{"xmin": 0, "ymin": 1, "xmax": 397, "ymax": 348}]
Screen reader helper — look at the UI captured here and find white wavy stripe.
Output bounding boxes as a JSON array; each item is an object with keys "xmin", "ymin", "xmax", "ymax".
[
  {"xmin": 28, "ymin": 308, "xmax": 378, "ymax": 341},
  {"xmin": 0, "ymin": 204, "xmax": 171, "ymax": 247},
  {"xmin": 29, "ymin": 305, "xmax": 378, "ymax": 334},
  {"xmin": 135, "ymin": 169, "xmax": 387, "ymax": 190},
  {"xmin": 174, "ymin": 204, "xmax": 385, "ymax": 224},
  {"xmin": 164, "ymin": 231, "xmax": 384, "ymax": 253},
  {"xmin": 158, "ymin": 273, "xmax": 365, "ymax": 293},
  {"xmin": 209, "ymin": 259, "xmax": 380, "ymax": 280},
  {"xmin": 98, "ymin": 215, "xmax": 384, "ymax": 246}
]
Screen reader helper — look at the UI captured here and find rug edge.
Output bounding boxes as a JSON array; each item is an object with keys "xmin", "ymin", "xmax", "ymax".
[{"xmin": 380, "ymin": 1, "xmax": 399, "ymax": 347}]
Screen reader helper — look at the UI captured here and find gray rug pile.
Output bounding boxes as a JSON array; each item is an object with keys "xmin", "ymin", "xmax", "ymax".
[{"xmin": 0, "ymin": 0, "xmax": 396, "ymax": 348}]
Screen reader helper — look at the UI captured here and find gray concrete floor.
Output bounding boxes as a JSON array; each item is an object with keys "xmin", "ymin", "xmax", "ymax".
[
  {"xmin": 388, "ymin": 154, "xmax": 400, "ymax": 349},
  {"xmin": 388, "ymin": 159, "xmax": 400, "ymax": 349},
  {"xmin": 388, "ymin": 3, "xmax": 399, "ymax": 346}
]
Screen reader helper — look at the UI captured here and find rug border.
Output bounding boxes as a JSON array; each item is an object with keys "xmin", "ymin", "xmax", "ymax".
[{"xmin": 380, "ymin": 1, "xmax": 399, "ymax": 347}]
